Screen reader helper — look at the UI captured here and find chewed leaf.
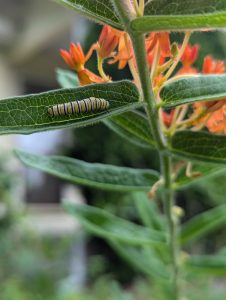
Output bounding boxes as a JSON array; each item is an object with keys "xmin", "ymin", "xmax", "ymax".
[{"xmin": 0, "ymin": 80, "xmax": 140, "ymax": 134}]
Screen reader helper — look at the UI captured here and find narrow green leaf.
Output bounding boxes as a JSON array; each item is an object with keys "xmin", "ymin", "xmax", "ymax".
[
  {"xmin": 54, "ymin": 0, "xmax": 121, "ymax": 29},
  {"xmin": 180, "ymin": 205, "xmax": 226, "ymax": 245},
  {"xmin": 131, "ymin": 1, "xmax": 226, "ymax": 33},
  {"xmin": 56, "ymin": 68, "xmax": 79, "ymax": 88},
  {"xmin": 132, "ymin": 192, "xmax": 168, "ymax": 263},
  {"xmin": 186, "ymin": 255, "xmax": 226, "ymax": 276},
  {"xmin": 104, "ymin": 110, "xmax": 155, "ymax": 148},
  {"xmin": 131, "ymin": 14, "xmax": 226, "ymax": 33},
  {"xmin": 133, "ymin": 192, "xmax": 165, "ymax": 231},
  {"xmin": 160, "ymin": 75, "xmax": 226, "ymax": 109},
  {"xmin": 15, "ymin": 150, "xmax": 160, "ymax": 192},
  {"xmin": 174, "ymin": 164, "xmax": 226, "ymax": 190},
  {"xmin": 64, "ymin": 203, "xmax": 167, "ymax": 246},
  {"xmin": 110, "ymin": 241, "xmax": 169, "ymax": 280},
  {"xmin": 144, "ymin": 0, "xmax": 226, "ymax": 16},
  {"xmin": 0, "ymin": 80, "xmax": 140, "ymax": 134},
  {"xmin": 171, "ymin": 131, "xmax": 226, "ymax": 165}
]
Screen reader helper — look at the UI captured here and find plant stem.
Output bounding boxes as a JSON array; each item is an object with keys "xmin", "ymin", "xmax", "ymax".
[
  {"xmin": 161, "ymin": 153, "xmax": 179, "ymax": 300},
  {"xmin": 131, "ymin": 33, "xmax": 165, "ymax": 149},
  {"xmin": 128, "ymin": 33, "xmax": 180, "ymax": 300},
  {"xmin": 112, "ymin": 1, "xmax": 180, "ymax": 299}
]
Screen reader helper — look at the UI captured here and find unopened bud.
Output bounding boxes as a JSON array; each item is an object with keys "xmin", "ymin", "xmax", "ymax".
[
  {"xmin": 171, "ymin": 42, "xmax": 179, "ymax": 58},
  {"xmin": 173, "ymin": 205, "xmax": 184, "ymax": 218}
]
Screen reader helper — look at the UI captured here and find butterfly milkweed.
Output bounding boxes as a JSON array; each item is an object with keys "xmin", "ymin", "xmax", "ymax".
[{"xmin": 48, "ymin": 97, "xmax": 109, "ymax": 117}]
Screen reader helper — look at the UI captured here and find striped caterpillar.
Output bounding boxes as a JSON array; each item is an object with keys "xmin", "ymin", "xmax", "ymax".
[{"xmin": 48, "ymin": 97, "xmax": 109, "ymax": 116}]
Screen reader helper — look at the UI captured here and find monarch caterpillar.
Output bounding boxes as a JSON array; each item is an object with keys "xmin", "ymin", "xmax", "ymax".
[{"xmin": 48, "ymin": 97, "xmax": 109, "ymax": 117}]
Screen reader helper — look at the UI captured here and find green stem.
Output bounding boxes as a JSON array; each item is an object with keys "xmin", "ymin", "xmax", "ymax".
[
  {"xmin": 111, "ymin": 1, "xmax": 180, "ymax": 299},
  {"xmin": 131, "ymin": 33, "xmax": 165, "ymax": 149},
  {"xmin": 161, "ymin": 153, "xmax": 179, "ymax": 300}
]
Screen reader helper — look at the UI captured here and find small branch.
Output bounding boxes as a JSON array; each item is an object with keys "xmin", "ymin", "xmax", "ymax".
[
  {"xmin": 139, "ymin": 0, "xmax": 145, "ymax": 15},
  {"xmin": 97, "ymin": 56, "xmax": 110, "ymax": 81},
  {"xmin": 132, "ymin": 0, "xmax": 142, "ymax": 16}
]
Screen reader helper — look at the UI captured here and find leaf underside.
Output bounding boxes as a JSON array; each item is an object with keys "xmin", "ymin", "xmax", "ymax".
[
  {"xmin": 15, "ymin": 149, "xmax": 160, "ymax": 192},
  {"xmin": 64, "ymin": 203, "xmax": 167, "ymax": 245},
  {"xmin": 171, "ymin": 131, "xmax": 226, "ymax": 165},
  {"xmin": 104, "ymin": 110, "xmax": 155, "ymax": 148},
  {"xmin": 174, "ymin": 163, "xmax": 226, "ymax": 190},
  {"xmin": 180, "ymin": 204, "xmax": 226, "ymax": 245},
  {"xmin": 54, "ymin": 0, "xmax": 121, "ymax": 29}
]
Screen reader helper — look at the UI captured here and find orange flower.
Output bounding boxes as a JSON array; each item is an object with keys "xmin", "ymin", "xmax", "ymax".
[
  {"xmin": 146, "ymin": 33, "xmax": 171, "ymax": 58},
  {"xmin": 177, "ymin": 44, "xmax": 199, "ymax": 75},
  {"xmin": 181, "ymin": 44, "xmax": 199, "ymax": 67},
  {"xmin": 97, "ymin": 25, "xmax": 120, "ymax": 59},
  {"xmin": 147, "ymin": 51, "xmax": 165, "ymax": 68},
  {"xmin": 108, "ymin": 33, "xmax": 133, "ymax": 70},
  {"xmin": 78, "ymin": 69, "xmax": 105, "ymax": 86},
  {"xmin": 206, "ymin": 105, "xmax": 226, "ymax": 134},
  {"xmin": 60, "ymin": 43, "xmax": 86, "ymax": 72},
  {"xmin": 193, "ymin": 56, "xmax": 226, "ymax": 133},
  {"xmin": 162, "ymin": 110, "xmax": 175, "ymax": 127},
  {"xmin": 202, "ymin": 55, "xmax": 225, "ymax": 74},
  {"xmin": 60, "ymin": 42, "xmax": 107, "ymax": 86}
]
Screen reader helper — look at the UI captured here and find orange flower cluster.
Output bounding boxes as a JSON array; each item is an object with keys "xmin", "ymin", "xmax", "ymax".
[
  {"xmin": 60, "ymin": 26, "xmax": 171, "ymax": 86},
  {"xmin": 191, "ymin": 54, "xmax": 226, "ymax": 133},
  {"xmin": 60, "ymin": 25, "xmax": 226, "ymax": 134}
]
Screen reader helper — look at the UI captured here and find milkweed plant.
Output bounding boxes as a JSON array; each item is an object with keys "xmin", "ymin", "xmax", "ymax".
[{"xmin": 5, "ymin": 0, "xmax": 226, "ymax": 299}]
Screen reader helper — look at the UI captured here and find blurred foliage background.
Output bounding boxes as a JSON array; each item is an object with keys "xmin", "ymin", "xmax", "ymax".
[{"xmin": 1, "ymin": 0, "xmax": 226, "ymax": 299}]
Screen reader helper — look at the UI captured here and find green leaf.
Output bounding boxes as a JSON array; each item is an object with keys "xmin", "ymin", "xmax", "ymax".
[
  {"xmin": 131, "ymin": 0, "xmax": 226, "ymax": 33},
  {"xmin": 57, "ymin": 69, "xmax": 154, "ymax": 148},
  {"xmin": 160, "ymin": 75, "xmax": 226, "ymax": 109},
  {"xmin": 174, "ymin": 163, "xmax": 226, "ymax": 190},
  {"xmin": 170, "ymin": 131, "xmax": 226, "ymax": 165},
  {"xmin": 133, "ymin": 192, "xmax": 165, "ymax": 231},
  {"xmin": 54, "ymin": 0, "xmax": 121, "ymax": 29},
  {"xmin": 186, "ymin": 255, "xmax": 226, "ymax": 276},
  {"xmin": 110, "ymin": 241, "xmax": 169, "ymax": 280},
  {"xmin": 0, "ymin": 80, "xmax": 140, "ymax": 134},
  {"xmin": 144, "ymin": 0, "xmax": 226, "ymax": 15},
  {"xmin": 56, "ymin": 68, "xmax": 79, "ymax": 88},
  {"xmin": 15, "ymin": 150, "xmax": 160, "ymax": 192},
  {"xmin": 64, "ymin": 203, "xmax": 167, "ymax": 246},
  {"xmin": 103, "ymin": 110, "xmax": 155, "ymax": 148},
  {"xmin": 180, "ymin": 205, "xmax": 226, "ymax": 245}
]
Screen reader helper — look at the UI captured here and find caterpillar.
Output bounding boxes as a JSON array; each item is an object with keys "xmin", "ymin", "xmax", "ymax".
[{"xmin": 48, "ymin": 97, "xmax": 109, "ymax": 117}]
